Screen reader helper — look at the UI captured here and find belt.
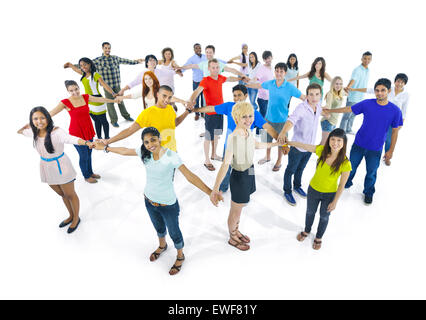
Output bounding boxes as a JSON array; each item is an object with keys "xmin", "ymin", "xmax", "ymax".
[
  {"xmin": 144, "ymin": 195, "xmax": 167, "ymax": 207},
  {"xmin": 40, "ymin": 152, "xmax": 65, "ymax": 175}
]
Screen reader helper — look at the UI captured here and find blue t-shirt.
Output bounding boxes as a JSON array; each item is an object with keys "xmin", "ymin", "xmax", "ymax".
[
  {"xmin": 215, "ymin": 101, "xmax": 267, "ymax": 148},
  {"xmin": 135, "ymin": 148, "xmax": 183, "ymax": 205},
  {"xmin": 262, "ymin": 80, "xmax": 302, "ymax": 123},
  {"xmin": 352, "ymin": 99, "xmax": 403, "ymax": 151}
]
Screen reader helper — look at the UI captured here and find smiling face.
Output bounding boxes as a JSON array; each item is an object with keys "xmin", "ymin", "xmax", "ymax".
[
  {"xmin": 315, "ymin": 60, "xmax": 323, "ymax": 72},
  {"xmin": 102, "ymin": 44, "xmax": 111, "ymax": 56},
  {"xmin": 194, "ymin": 44, "xmax": 202, "ymax": 55},
  {"xmin": 156, "ymin": 88, "xmax": 173, "ymax": 107},
  {"xmin": 164, "ymin": 50, "xmax": 172, "ymax": 62},
  {"xmin": 236, "ymin": 112, "xmax": 254, "ymax": 129},
  {"xmin": 205, "ymin": 48, "xmax": 215, "ymax": 60},
  {"xmin": 208, "ymin": 61, "xmax": 220, "ymax": 77},
  {"xmin": 249, "ymin": 53, "xmax": 256, "ymax": 64},
  {"xmin": 274, "ymin": 67, "xmax": 286, "ymax": 81},
  {"xmin": 67, "ymin": 84, "xmax": 80, "ymax": 96},
  {"xmin": 329, "ymin": 136, "xmax": 344, "ymax": 152},
  {"xmin": 79, "ymin": 61, "xmax": 91, "ymax": 74},
  {"xmin": 394, "ymin": 79, "xmax": 406, "ymax": 91},
  {"xmin": 334, "ymin": 79, "xmax": 343, "ymax": 92},
  {"xmin": 374, "ymin": 85, "xmax": 389, "ymax": 102},
  {"xmin": 233, "ymin": 90, "xmax": 247, "ymax": 103},
  {"xmin": 32, "ymin": 111, "xmax": 48, "ymax": 131},
  {"xmin": 147, "ymin": 57, "xmax": 157, "ymax": 69},
  {"xmin": 144, "ymin": 74, "xmax": 154, "ymax": 88},
  {"xmin": 143, "ymin": 133, "xmax": 161, "ymax": 154},
  {"xmin": 362, "ymin": 54, "xmax": 372, "ymax": 67}
]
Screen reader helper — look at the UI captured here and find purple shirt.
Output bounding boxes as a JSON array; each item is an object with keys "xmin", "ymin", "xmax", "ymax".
[
  {"xmin": 288, "ymin": 100, "xmax": 323, "ymax": 152},
  {"xmin": 256, "ymin": 64, "xmax": 274, "ymax": 100},
  {"xmin": 128, "ymin": 68, "xmax": 176, "ymax": 91}
]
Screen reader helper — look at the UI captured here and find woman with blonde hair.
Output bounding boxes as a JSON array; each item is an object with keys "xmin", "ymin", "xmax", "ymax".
[
  {"xmin": 210, "ymin": 102, "xmax": 281, "ymax": 251},
  {"xmin": 320, "ymin": 76, "xmax": 347, "ymax": 145}
]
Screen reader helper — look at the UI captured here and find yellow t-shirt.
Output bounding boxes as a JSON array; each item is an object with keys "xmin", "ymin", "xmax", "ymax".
[
  {"xmin": 135, "ymin": 105, "xmax": 177, "ymax": 152},
  {"xmin": 309, "ymin": 145, "xmax": 352, "ymax": 193}
]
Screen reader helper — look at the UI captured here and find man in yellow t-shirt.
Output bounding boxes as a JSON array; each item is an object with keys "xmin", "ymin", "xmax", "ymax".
[{"xmin": 100, "ymin": 86, "xmax": 192, "ymax": 152}]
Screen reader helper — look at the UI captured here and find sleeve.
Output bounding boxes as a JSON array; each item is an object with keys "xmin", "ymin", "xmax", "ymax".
[
  {"xmin": 261, "ymin": 80, "xmax": 270, "ymax": 90},
  {"xmin": 199, "ymin": 77, "xmax": 207, "ymax": 89},
  {"xmin": 350, "ymin": 67, "xmax": 359, "ymax": 81},
  {"xmin": 219, "ymin": 61, "xmax": 226, "ymax": 73},
  {"xmin": 287, "ymin": 105, "xmax": 303, "ymax": 125},
  {"xmin": 401, "ymin": 94, "xmax": 409, "ymax": 119},
  {"xmin": 56, "ymin": 128, "xmax": 81, "ymax": 145},
  {"xmin": 292, "ymin": 85, "xmax": 302, "ymax": 99},
  {"xmin": 315, "ymin": 145, "xmax": 324, "ymax": 157},
  {"xmin": 341, "ymin": 159, "xmax": 352, "ymax": 172},
  {"xmin": 220, "ymin": 75, "xmax": 227, "ymax": 84},
  {"xmin": 127, "ymin": 72, "xmax": 143, "ymax": 89},
  {"xmin": 214, "ymin": 102, "xmax": 229, "ymax": 115},
  {"xmin": 324, "ymin": 92, "xmax": 333, "ymax": 109},
  {"xmin": 350, "ymin": 101, "xmax": 364, "ymax": 115},
  {"xmin": 117, "ymin": 56, "xmax": 138, "ymax": 65},
  {"xmin": 171, "ymin": 151, "xmax": 183, "ymax": 169},
  {"xmin": 130, "ymin": 90, "xmax": 142, "ymax": 99},
  {"xmin": 391, "ymin": 108, "xmax": 404, "ymax": 128},
  {"xmin": 183, "ymin": 56, "xmax": 193, "ymax": 67},
  {"xmin": 254, "ymin": 110, "xmax": 267, "ymax": 128},
  {"xmin": 135, "ymin": 147, "xmax": 142, "ymax": 159},
  {"xmin": 22, "ymin": 128, "xmax": 33, "ymax": 137},
  {"xmin": 135, "ymin": 109, "xmax": 149, "ymax": 128},
  {"xmin": 94, "ymin": 72, "xmax": 101, "ymax": 82}
]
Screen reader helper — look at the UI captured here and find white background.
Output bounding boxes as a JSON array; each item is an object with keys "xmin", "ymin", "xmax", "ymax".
[{"xmin": 1, "ymin": 0, "xmax": 425, "ymax": 299}]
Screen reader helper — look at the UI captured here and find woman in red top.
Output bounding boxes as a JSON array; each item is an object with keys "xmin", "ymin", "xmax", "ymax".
[{"xmin": 49, "ymin": 80, "xmax": 118, "ymax": 183}]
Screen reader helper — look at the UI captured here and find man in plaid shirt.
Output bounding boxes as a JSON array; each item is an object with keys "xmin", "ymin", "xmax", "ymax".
[{"xmin": 93, "ymin": 42, "xmax": 143, "ymax": 127}]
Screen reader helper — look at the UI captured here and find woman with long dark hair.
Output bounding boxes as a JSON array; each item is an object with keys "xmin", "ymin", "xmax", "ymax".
[
  {"xmin": 48, "ymin": 80, "xmax": 118, "ymax": 183},
  {"xmin": 64, "ymin": 58, "xmax": 117, "ymax": 139},
  {"xmin": 285, "ymin": 53, "xmax": 300, "ymax": 110},
  {"xmin": 18, "ymin": 107, "xmax": 93, "ymax": 233},
  {"xmin": 287, "ymin": 128, "xmax": 351, "ymax": 250},
  {"xmin": 288, "ymin": 57, "xmax": 332, "ymax": 95},
  {"xmin": 93, "ymin": 127, "xmax": 220, "ymax": 275}
]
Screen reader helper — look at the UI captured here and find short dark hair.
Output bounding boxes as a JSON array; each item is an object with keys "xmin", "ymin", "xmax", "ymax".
[
  {"xmin": 275, "ymin": 62, "xmax": 287, "ymax": 72},
  {"xmin": 159, "ymin": 85, "xmax": 173, "ymax": 93},
  {"xmin": 395, "ymin": 73, "xmax": 408, "ymax": 84},
  {"xmin": 306, "ymin": 83, "xmax": 322, "ymax": 95},
  {"xmin": 145, "ymin": 54, "xmax": 158, "ymax": 68},
  {"xmin": 193, "ymin": 43, "xmax": 201, "ymax": 48},
  {"xmin": 232, "ymin": 84, "xmax": 248, "ymax": 95},
  {"xmin": 362, "ymin": 51, "xmax": 372, "ymax": 57},
  {"xmin": 262, "ymin": 50, "xmax": 272, "ymax": 60},
  {"xmin": 374, "ymin": 78, "xmax": 391, "ymax": 90},
  {"xmin": 102, "ymin": 42, "xmax": 111, "ymax": 48},
  {"xmin": 205, "ymin": 45, "xmax": 215, "ymax": 52}
]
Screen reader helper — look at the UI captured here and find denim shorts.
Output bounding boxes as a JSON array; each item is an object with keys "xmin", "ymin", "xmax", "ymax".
[{"xmin": 321, "ymin": 119, "xmax": 336, "ymax": 132}]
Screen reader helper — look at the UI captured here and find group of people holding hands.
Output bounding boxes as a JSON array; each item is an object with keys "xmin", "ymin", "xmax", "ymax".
[{"xmin": 18, "ymin": 42, "xmax": 408, "ymax": 276}]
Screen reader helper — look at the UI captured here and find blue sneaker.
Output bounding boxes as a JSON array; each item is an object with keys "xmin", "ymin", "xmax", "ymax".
[
  {"xmin": 284, "ymin": 193, "xmax": 296, "ymax": 206},
  {"xmin": 111, "ymin": 122, "xmax": 119, "ymax": 128},
  {"xmin": 294, "ymin": 187, "xmax": 307, "ymax": 198}
]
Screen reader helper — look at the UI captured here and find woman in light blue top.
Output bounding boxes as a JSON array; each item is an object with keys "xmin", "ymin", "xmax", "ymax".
[
  {"xmin": 285, "ymin": 53, "xmax": 300, "ymax": 110},
  {"xmin": 94, "ymin": 127, "xmax": 220, "ymax": 276}
]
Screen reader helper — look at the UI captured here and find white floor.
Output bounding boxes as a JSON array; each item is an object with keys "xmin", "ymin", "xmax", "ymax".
[{"xmin": 4, "ymin": 104, "xmax": 425, "ymax": 300}]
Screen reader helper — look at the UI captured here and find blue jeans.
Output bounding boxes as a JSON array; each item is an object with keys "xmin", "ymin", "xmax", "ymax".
[
  {"xmin": 305, "ymin": 186, "xmax": 336, "ymax": 239},
  {"xmin": 144, "ymin": 198, "xmax": 184, "ymax": 250},
  {"xmin": 248, "ymin": 88, "xmax": 258, "ymax": 110},
  {"xmin": 256, "ymin": 98, "xmax": 268, "ymax": 135},
  {"xmin": 74, "ymin": 140, "xmax": 94, "ymax": 179},
  {"xmin": 283, "ymin": 147, "xmax": 312, "ymax": 194},
  {"xmin": 193, "ymin": 81, "xmax": 205, "ymax": 116},
  {"xmin": 345, "ymin": 143, "xmax": 382, "ymax": 197},
  {"xmin": 339, "ymin": 101, "xmax": 356, "ymax": 133},
  {"xmin": 321, "ymin": 119, "xmax": 336, "ymax": 132},
  {"xmin": 384, "ymin": 126, "xmax": 392, "ymax": 153}
]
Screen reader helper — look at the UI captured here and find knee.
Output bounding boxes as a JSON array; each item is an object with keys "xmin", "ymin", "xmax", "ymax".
[{"xmin": 63, "ymin": 191, "xmax": 77, "ymax": 202}]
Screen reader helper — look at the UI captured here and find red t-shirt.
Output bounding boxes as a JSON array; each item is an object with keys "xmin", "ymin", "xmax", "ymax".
[{"xmin": 199, "ymin": 75, "xmax": 227, "ymax": 115}]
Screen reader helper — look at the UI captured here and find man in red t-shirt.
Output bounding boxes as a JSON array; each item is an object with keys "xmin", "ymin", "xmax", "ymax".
[{"xmin": 189, "ymin": 59, "xmax": 242, "ymax": 171}]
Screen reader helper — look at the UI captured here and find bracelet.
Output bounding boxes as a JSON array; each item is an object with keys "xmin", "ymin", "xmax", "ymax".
[
  {"xmin": 186, "ymin": 108, "xmax": 192, "ymax": 113},
  {"xmin": 84, "ymin": 140, "xmax": 89, "ymax": 146},
  {"xmin": 104, "ymin": 145, "xmax": 109, "ymax": 153}
]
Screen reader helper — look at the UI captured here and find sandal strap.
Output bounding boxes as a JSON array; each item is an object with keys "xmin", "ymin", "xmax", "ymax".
[{"xmin": 176, "ymin": 255, "xmax": 185, "ymax": 261}]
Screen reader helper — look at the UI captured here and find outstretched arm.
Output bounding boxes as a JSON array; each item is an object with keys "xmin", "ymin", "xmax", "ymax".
[
  {"xmin": 49, "ymin": 102, "xmax": 66, "ymax": 117},
  {"xmin": 105, "ymin": 121, "xmax": 142, "ymax": 145},
  {"xmin": 288, "ymin": 72, "xmax": 309, "ymax": 82},
  {"xmin": 223, "ymin": 65, "xmax": 246, "ymax": 78},
  {"xmin": 17, "ymin": 124, "xmax": 30, "ymax": 134},
  {"xmin": 88, "ymin": 95, "xmax": 117, "ymax": 104},
  {"xmin": 189, "ymin": 86, "xmax": 204, "ymax": 104},
  {"xmin": 93, "ymin": 142, "xmax": 138, "ymax": 156},
  {"xmin": 98, "ymin": 77, "xmax": 116, "ymax": 96},
  {"xmin": 64, "ymin": 62, "xmax": 83, "ymax": 75},
  {"xmin": 178, "ymin": 164, "xmax": 214, "ymax": 198},
  {"xmin": 286, "ymin": 141, "xmax": 316, "ymax": 153},
  {"xmin": 196, "ymin": 105, "xmax": 216, "ymax": 114}
]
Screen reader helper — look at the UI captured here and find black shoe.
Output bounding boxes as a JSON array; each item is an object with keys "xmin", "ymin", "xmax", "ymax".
[
  {"xmin": 59, "ymin": 219, "xmax": 72, "ymax": 228},
  {"xmin": 364, "ymin": 195, "xmax": 373, "ymax": 205},
  {"xmin": 67, "ymin": 218, "xmax": 81, "ymax": 234},
  {"xmin": 125, "ymin": 117, "xmax": 134, "ymax": 122}
]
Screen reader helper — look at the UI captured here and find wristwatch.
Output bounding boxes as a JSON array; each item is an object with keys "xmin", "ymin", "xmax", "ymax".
[{"xmin": 104, "ymin": 145, "xmax": 109, "ymax": 153}]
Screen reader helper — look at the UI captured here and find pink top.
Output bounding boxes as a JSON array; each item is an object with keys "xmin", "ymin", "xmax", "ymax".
[
  {"xmin": 256, "ymin": 65, "xmax": 274, "ymax": 100},
  {"xmin": 128, "ymin": 68, "xmax": 177, "ymax": 91},
  {"xmin": 23, "ymin": 127, "xmax": 80, "ymax": 185}
]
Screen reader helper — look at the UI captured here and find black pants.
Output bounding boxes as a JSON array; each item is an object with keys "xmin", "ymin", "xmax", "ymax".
[{"xmin": 90, "ymin": 113, "xmax": 110, "ymax": 139}]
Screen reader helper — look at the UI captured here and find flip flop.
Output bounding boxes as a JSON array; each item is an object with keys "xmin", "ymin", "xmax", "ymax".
[
  {"xmin": 211, "ymin": 156, "xmax": 223, "ymax": 161},
  {"xmin": 228, "ymin": 239, "xmax": 250, "ymax": 251},
  {"xmin": 272, "ymin": 164, "xmax": 282, "ymax": 172},
  {"xmin": 313, "ymin": 239, "xmax": 322, "ymax": 250},
  {"xmin": 204, "ymin": 163, "xmax": 215, "ymax": 171}
]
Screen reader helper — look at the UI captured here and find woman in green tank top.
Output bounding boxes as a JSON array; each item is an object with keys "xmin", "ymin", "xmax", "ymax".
[
  {"xmin": 64, "ymin": 58, "xmax": 117, "ymax": 139},
  {"xmin": 288, "ymin": 57, "xmax": 332, "ymax": 96}
]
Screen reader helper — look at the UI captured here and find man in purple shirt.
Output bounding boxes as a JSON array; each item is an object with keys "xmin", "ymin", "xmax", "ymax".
[{"xmin": 278, "ymin": 83, "xmax": 323, "ymax": 206}]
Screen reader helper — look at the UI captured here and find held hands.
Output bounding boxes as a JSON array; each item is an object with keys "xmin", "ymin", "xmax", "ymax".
[
  {"xmin": 277, "ymin": 132, "xmax": 288, "ymax": 145},
  {"xmin": 209, "ymin": 190, "xmax": 224, "ymax": 207},
  {"xmin": 115, "ymin": 96, "xmax": 124, "ymax": 103},
  {"xmin": 64, "ymin": 62, "xmax": 72, "ymax": 68},
  {"xmin": 118, "ymin": 88, "xmax": 126, "ymax": 96},
  {"xmin": 282, "ymin": 145, "xmax": 290, "ymax": 155},
  {"xmin": 92, "ymin": 140, "xmax": 107, "ymax": 151}
]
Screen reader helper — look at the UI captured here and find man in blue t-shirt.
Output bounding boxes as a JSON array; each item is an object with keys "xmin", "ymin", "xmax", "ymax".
[
  {"xmin": 196, "ymin": 84, "xmax": 279, "ymax": 192},
  {"xmin": 324, "ymin": 78, "xmax": 403, "ymax": 205}
]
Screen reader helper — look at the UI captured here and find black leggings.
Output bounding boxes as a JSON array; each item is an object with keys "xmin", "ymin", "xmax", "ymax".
[{"xmin": 90, "ymin": 113, "xmax": 110, "ymax": 139}]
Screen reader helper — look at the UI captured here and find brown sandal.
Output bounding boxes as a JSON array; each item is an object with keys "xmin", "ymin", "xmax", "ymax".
[
  {"xmin": 313, "ymin": 239, "xmax": 322, "ymax": 250},
  {"xmin": 228, "ymin": 229, "xmax": 250, "ymax": 251},
  {"xmin": 204, "ymin": 163, "xmax": 215, "ymax": 171},
  {"xmin": 150, "ymin": 244, "xmax": 168, "ymax": 261},
  {"xmin": 297, "ymin": 231, "xmax": 309, "ymax": 242},
  {"xmin": 235, "ymin": 221, "xmax": 250, "ymax": 243},
  {"xmin": 169, "ymin": 254, "xmax": 185, "ymax": 275}
]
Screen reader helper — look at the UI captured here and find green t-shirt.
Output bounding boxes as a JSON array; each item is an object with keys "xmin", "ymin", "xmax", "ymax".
[
  {"xmin": 309, "ymin": 145, "xmax": 352, "ymax": 193},
  {"xmin": 309, "ymin": 75, "xmax": 324, "ymax": 94}
]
